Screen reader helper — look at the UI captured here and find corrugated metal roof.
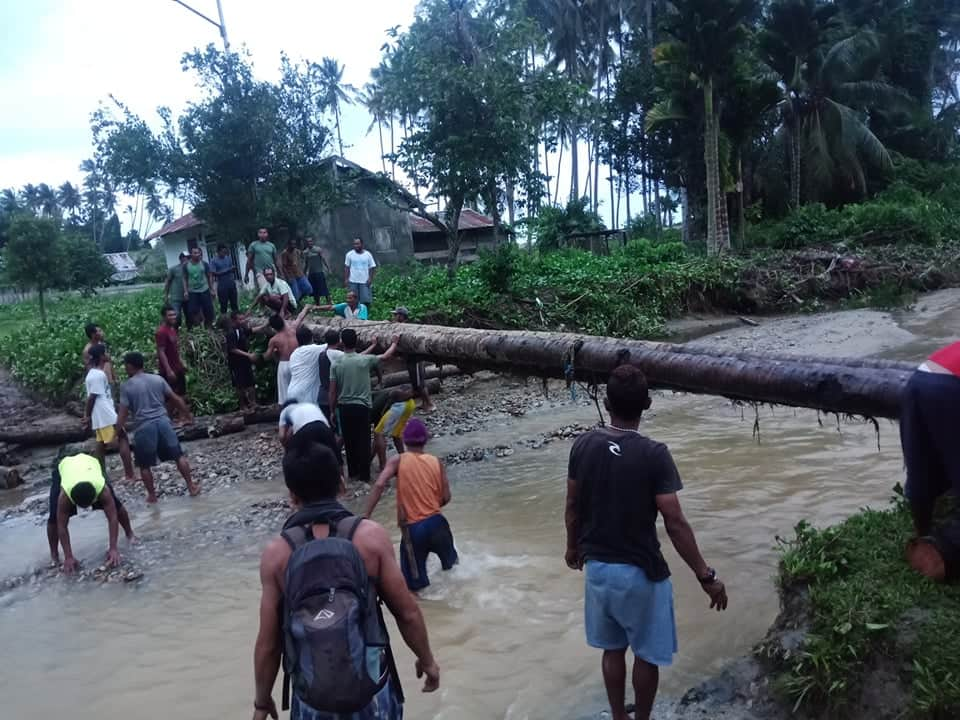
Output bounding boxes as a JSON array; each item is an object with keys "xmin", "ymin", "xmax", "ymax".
[
  {"xmin": 409, "ymin": 208, "xmax": 495, "ymax": 234},
  {"xmin": 145, "ymin": 212, "xmax": 204, "ymax": 241}
]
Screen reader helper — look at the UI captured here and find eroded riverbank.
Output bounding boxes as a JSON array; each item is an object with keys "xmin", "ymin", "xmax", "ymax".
[{"xmin": 1, "ymin": 290, "xmax": 957, "ymax": 719}]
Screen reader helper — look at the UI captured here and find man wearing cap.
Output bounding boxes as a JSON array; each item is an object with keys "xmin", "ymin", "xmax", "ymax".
[
  {"xmin": 392, "ymin": 306, "xmax": 435, "ymax": 413},
  {"xmin": 46, "ymin": 451, "xmax": 137, "ymax": 573},
  {"xmin": 365, "ymin": 418, "xmax": 457, "ymax": 592}
]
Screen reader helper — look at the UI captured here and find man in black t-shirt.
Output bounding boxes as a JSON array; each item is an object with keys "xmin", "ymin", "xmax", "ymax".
[{"xmin": 565, "ymin": 365, "xmax": 728, "ymax": 720}]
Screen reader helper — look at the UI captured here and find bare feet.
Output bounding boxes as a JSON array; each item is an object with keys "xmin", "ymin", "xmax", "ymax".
[
  {"xmin": 146, "ymin": 494, "xmax": 159, "ymax": 504},
  {"xmin": 188, "ymin": 483, "xmax": 202, "ymax": 497},
  {"xmin": 126, "ymin": 533, "xmax": 139, "ymax": 545},
  {"xmin": 906, "ymin": 538, "xmax": 946, "ymax": 581}
]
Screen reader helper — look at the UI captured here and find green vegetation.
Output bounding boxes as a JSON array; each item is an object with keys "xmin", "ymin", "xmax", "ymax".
[
  {"xmin": 0, "ymin": 289, "xmax": 270, "ymax": 416},
  {"xmin": 774, "ymin": 495, "xmax": 960, "ymax": 717}
]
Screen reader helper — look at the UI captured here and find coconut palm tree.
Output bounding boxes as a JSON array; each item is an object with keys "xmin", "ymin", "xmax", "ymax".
[
  {"xmin": 320, "ymin": 57, "xmax": 357, "ymax": 157},
  {"xmin": 57, "ymin": 181, "xmax": 82, "ymax": 221},
  {"xmin": 359, "ymin": 83, "xmax": 389, "ymax": 174},
  {"xmin": 759, "ymin": 0, "xmax": 842, "ymax": 207},
  {"xmin": 1, "ymin": 188, "xmax": 21, "ymax": 214},
  {"xmin": 658, "ymin": 0, "xmax": 758, "ymax": 254},
  {"xmin": 36, "ymin": 183, "xmax": 58, "ymax": 218},
  {"xmin": 20, "ymin": 184, "xmax": 40, "ymax": 216}
]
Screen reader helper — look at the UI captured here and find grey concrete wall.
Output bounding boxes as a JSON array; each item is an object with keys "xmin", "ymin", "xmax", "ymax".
[{"xmin": 309, "ymin": 183, "xmax": 413, "ymax": 268}]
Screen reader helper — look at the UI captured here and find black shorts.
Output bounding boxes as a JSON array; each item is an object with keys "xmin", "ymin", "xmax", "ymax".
[
  {"xmin": 308, "ymin": 272, "xmax": 329, "ymax": 298},
  {"xmin": 48, "ymin": 473, "xmax": 123, "ymax": 523},
  {"xmin": 229, "ymin": 361, "xmax": 255, "ymax": 389},
  {"xmin": 407, "ymin": 358, "xmax": 426, "ymax": 394}
]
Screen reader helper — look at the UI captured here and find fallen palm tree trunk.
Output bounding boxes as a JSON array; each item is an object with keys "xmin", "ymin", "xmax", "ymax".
[
  {"xmin": 0, "ymin": 378, "xmax": 443, "ymax": 448},
  {"xmin": 647, "ymin": 342, "xmax": 917, "ymax": 373},
  {"xmin": 308, "ymin": 320, "xmax": 912, "ymax": 419},
  {"xmin": 379, "ymin": 365, "xmax": 462, "ymax": 388}
]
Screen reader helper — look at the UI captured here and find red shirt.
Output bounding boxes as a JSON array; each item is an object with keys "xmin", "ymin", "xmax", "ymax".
[
  {"xmin": 155, "ymin": 324, "xmax": 185, "ymax": 374},
  {"xmin": 929, "ymin": 342, "xmax": 960, "ymax": 376}
]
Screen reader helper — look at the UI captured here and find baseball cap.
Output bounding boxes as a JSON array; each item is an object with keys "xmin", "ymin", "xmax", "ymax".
[
  {"xmin": 392, "ymin": 306, "xmax": 410, "ymax": 318},
  {"xmin": 402, "ymin": 417, "xmax": 429, "ymax": 445}
]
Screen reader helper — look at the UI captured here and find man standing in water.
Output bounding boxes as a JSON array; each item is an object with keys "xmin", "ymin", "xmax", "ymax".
[
  {"xmin": 902, "ymin": 341, "xmax": 960, "ymax": 582},
  {"xmin": 565, "ymin": 365, "xmax": 728, "ymax": 720},
  {"xmin": 117, "ymin": 352, "xmax": 200, "ymax": 503},
  {"xmin": 47, "ymin": 451, "xmax": 137, "ymax": 573},
  {"xmin": 253, "ymin": 442, "xmax": 439, "ymax": 720},
  {"xmin": 366, "ymin": 418, "xmax": 456, "ymax": 592}
]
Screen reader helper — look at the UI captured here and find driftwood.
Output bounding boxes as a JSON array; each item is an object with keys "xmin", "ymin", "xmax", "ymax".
[
  {"xmin": 0, "ymin": 378, "xmax": 443, "ymax": 449},
  {"xmin": 307, "ymin": 320, "xmax": 913, "ymax": 419},
  {"xmin": 379, "ymin": 365, "xmax": 462, "ymax": 388}
]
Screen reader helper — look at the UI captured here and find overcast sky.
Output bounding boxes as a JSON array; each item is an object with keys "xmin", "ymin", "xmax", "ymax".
[
  {"xmin": 0, "ymin": 0, "xmax": 419, "ymax": 224},
  {"xmin": 0, "ymin": 0, "xmax": 627, "ymax": 233}
]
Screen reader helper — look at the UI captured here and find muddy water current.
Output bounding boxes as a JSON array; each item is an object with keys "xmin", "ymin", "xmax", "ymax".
[{"xmin": 1, "ymin": 296, "xmax": 957, "ymax": 720}]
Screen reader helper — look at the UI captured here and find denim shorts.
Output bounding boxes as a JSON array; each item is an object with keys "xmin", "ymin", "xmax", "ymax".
[
  {"xmin": 132, "ymin": 418, "xmax": 183, "ymax": 468},
  {"xmin": 584, "ymin": 560, "xmax": 677, "ymax": 666},
  {"xmin": 400, "ymin": 514, "xmax": 458, "ymax": 591}
]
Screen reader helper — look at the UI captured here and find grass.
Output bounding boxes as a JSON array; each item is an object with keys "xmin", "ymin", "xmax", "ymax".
[{"xmin": 775, "ymin": 490, "xmax": 960, "ymax": 718}]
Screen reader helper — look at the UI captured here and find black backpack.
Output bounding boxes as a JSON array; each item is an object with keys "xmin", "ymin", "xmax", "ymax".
[{"xmin": 281, "ymin": 515, "xmax": 401, "ymax": 712}]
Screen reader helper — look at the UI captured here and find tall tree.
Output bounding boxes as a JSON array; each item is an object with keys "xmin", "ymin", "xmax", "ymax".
[
  {"xmin": 2, "ymin": 215, "xmax": 65, "ymax": 322},
  {"xmin": 320, "ymin": 57, "xmax": 356, "ymax": 157},
  {"xmin": 376, "ymin": 0, "xmax": 540, "ymax": 271},
  {"xmin": 658, "ymin": 0, "xmax": 757, "ymax": 254}
]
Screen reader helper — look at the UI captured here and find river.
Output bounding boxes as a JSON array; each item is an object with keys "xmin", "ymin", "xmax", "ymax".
[{"xmin": 1, "ymin": 292, "xmax": 957, "ymax": 719}]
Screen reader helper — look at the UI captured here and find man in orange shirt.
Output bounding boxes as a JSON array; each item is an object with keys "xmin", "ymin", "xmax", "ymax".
[
  {"xmin": 902, "ymin": 341, "xmax": 960, "ymax": 582},
  {"xmin": 365, "ymin": 418, "xmax": 457, "ymax": 591}
]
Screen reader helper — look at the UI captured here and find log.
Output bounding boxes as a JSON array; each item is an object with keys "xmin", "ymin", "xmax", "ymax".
[
  {"xmin": 0, "ymin": 378, "xmax": 444, "ymax": 449},
  {"xmin": 306, "ymin": 320, "xmax": 912, "ymax": 419},
  {"xmin": 379, "ymin": 365, "xmax": 462, "ymax": 388}
]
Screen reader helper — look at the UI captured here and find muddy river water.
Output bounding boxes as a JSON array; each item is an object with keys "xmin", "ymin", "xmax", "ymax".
[{"xmin": 1, "ymin": 293, "xmax": 958, "ymax": 720}]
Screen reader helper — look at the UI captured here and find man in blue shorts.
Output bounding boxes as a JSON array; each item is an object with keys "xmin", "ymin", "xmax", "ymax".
[
  {"xmin": 117, "ymin": 352, "xmax": 200, "ymax": 503},
  {"xmin": 565, "ymin": 365, "xmax": 728, "ymax": 720}
]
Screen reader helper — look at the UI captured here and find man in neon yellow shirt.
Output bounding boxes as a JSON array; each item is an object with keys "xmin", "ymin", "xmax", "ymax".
[{"xmin": 46, "ymin": 451, "xmax": 136, "ymax": 573}]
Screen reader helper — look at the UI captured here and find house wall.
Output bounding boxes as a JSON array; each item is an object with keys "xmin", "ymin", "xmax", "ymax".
[
  {"xmin": 413, "ymin": 227, "xmax": 497, "ymax": 262},
  {"xmin": 161, "ymin": 229, "xmax": 254, "ymax": 289},
  {"xmin": 311, "ymin": 183, "xmax": 413, "ymax": 268}
]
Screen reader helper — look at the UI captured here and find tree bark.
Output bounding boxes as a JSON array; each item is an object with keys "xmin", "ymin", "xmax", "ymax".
[
  {"xmin": 445, "ymin": 199, "xmax": 464, "ymax": 276},
  {"xmin": 303, "ymin": 320, "xmax": 911, "ymax": 419},
  {"xmin": 790, "ymin": 124, "xmax": 801, "ymax": 209},
  {"xmin": 703, "ymin": 77, "xmax": 731, "ymax": 254}
]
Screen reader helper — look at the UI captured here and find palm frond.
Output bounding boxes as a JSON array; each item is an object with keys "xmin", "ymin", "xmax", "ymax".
[
  {"xmin": 821, "ymin": 31, "xmax": 879, "ymax": 84},
  {"xmin": 836, "ymin": 80, "xmax": 913, "ymax": 113},
  {"xmin": 828, "ymin": 99, "xmax": 893, "ymax": 172},
  {"xmin": 646, "ymin": 99, "xmax": 689, "ymax": 131}
]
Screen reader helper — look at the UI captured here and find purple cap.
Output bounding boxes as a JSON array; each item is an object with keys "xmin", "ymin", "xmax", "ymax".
[{"xmin": 402, "ymin": 417, "xmax": 429, "ymax": 445}]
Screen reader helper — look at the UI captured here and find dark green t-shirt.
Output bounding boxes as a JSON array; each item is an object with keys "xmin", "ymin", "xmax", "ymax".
[
  {"xmin": 248, "ymin": 240, "xmax": 277, "ymax": 274},
  {"xmin": 332, "ymin": 353, "xmax": 380, "ymax": 408},
  {"xmin": 167, "ymin": 264, "xmax": 186, "ymax": 302},
  {"xmin": 186, "ymin": 260, "xmax": 210, "ymax": 293}
]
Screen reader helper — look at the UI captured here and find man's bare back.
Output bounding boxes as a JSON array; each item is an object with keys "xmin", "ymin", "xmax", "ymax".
[{"xmin": 267, "ymin": 326, "xmax": 299, "ymax": 362}]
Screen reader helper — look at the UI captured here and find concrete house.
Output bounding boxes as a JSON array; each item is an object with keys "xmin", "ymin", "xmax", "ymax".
[{"xmin": 145, "ymin": 157, "xmax": 501, "ymax": 271}]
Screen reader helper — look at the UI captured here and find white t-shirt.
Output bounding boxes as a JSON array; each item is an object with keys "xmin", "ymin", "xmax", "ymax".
[
  {"xmin": 279, "ymin": 402, "xmax": 329, "ymax": 434},
  {"xmin": 85, "ymin": 368, "xmax": 118, "ymax": 430},
  {"xmin": 344, "ymin": 250, "xmax": 377, "ymax": 284},
  {"xmin": 259, "ymin": 277, "xmax": 297, "ymax": 308},
  {"xmin": 286, "ymin": 343, "xmax": 328, "ymax": 404}
]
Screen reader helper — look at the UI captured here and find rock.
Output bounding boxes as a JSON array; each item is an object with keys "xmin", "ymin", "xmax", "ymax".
[
  {"xmin": 124, "ymin": 570, "xmax": 143, "ymax": 582},
  {"xmin": 0, "ymin": 466, "xmax": 23, "ymax": 490}
]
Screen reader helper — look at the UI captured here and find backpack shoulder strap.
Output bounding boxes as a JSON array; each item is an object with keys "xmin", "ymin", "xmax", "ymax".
[
  {"xmin": 280, "ymin": 524, "xmax": 312, "ymax": 551},
  {"xmin": 331, "ymin": 515, "xmax": 363, "ymax": 541}
]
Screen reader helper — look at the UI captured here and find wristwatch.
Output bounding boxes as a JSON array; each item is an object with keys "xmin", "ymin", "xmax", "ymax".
[{"xmin": 697, "ymin": 567, "xmax": 718, "ymax": 584}]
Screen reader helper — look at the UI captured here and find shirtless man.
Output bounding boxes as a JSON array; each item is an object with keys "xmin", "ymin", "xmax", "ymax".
[{"xmin": 263, "ymin": 304, "xmax": 314, "ymax": 404}]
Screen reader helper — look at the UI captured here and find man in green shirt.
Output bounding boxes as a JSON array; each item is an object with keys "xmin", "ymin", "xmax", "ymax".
[
  {"xmin": 162, "ymin": 253, "xmax": 188, "ymax": 325},
  {"xmin": 330, "ymin": 328, "xmax": 400, "ymax": 483},
  {"xmin": 183, "ymin": 246, "xmax": 216, "ymax": 327},
  {"xmin": 303, "ymin": 236, "xmax": 332, "ymax": 304},
  {"xmin": 245, "ymin": 227, "xmax": 278, "ymax": 291}
]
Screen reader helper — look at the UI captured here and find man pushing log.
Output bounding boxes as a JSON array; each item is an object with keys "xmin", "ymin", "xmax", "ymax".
[{"xmin": 902, "ymin": 341, "xmax": 960, "ymax": 582}]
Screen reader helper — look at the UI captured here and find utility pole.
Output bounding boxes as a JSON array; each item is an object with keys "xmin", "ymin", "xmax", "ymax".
[{"xmin": 169, "ymin": 0, "xmax": 230, "ymax": 51}]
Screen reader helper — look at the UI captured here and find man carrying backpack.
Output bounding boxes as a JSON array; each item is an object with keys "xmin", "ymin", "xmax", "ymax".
[{"xmin": 253, "ymin": 442, "xmax": 440, "ymax": 720}]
